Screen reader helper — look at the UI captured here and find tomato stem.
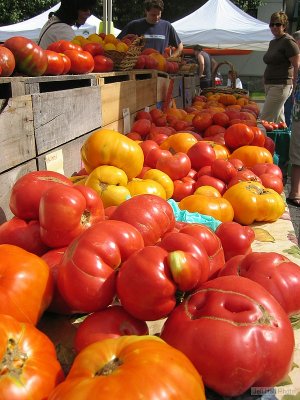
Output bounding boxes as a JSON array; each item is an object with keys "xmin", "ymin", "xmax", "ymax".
[{"xmin": 97, "ymin": 357, "xmax": 123, "ymax": 376}]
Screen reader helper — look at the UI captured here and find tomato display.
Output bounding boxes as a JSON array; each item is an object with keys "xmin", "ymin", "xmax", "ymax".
[
  {"xmin": 4, "ymin": 36, "xmax": 48, "ymax": 76},
  {"xmin": 63, "ymin": 49, "xmax": 94, "ymax": 74},
  {"xmin": 0, "ymin": 314, "xmax": 64, "ymax": 399},
  {"xmin": 161, "ymin": 276, "xmax": 295, "ymax": 397}
]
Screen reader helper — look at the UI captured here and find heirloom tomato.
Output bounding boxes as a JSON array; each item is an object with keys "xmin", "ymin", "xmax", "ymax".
[
  {"xmin": 143, "ymin": 168, "xmax": 174, "ymax": 199},
  {"xmin": 0, "ymin": 244, "xmax": 53, "ymax": 324},
  {"xmin": 259, "ymin": 173, "xmax": 283, "ymax": 194},
  {"xmin": 229, "ymin": 145, "xmax": 273, "ymax": 168},
  {"xmin": 126, "ymin": 178, "xmax": 167, "ymax": 199},
  {"xmin": 161, "ymin": 276, "xmax": 295, "ymax": 397},
  {"xmin": 172, "ymin": 177, "xmax": 195, "ymax": 201},
  {"xmin": 110, "ymin": 194, "xmax": 175, "ymax": 246},
  {"xmin": 74, "ymin": 305, "xmax": 149, "ymax": 353},
  {"xmin": 0, "ymin": 217, "xmax": 49, "ymax": 256},
  {"xmin": 39, "ymin": 185, "xmax": 105, "ymax": 248},
  {"xmin": 186, "ymin": 141, "xmax": 216, "ymax": 171},
  {"xmin": 4, "ymin": 36, "xmax": 48, "ymax": 76},
  {"xmin": 44, "ymin": 50, "xmax": 65, "ymax": 75},
  {"xmin": 223, "ymin": 181, "xmax": 285, "ymax": 225},
  {"xmin": 194, "ymin": 175, "xmax": 227, "ymax": 195},
  {"xmin": 48, "ymin": 336, "xmax": 205, "ymax": 400},
  {"xmin": 63, "ymin": 49, "xmax": 94, "ymax": 74},
  {"xmin": 156, "ymin": 152, "xmax": 192, "ymax": 180},
  {"xmin": 250, "ymin": 162, "xmax": 283, "ymax": 180},
  {"xmin": 224, "ymin": 123, "xmax": 254, "ymax": 150},
  {"xmin": 215, "ymin": 221, "xmax": 255, "ymax": 261},
  {"xmin": 160, "ymin": 132, "xmax": 198, "ymax": 153},
  {"xmin": 93, "ymin": 55, "xmax": 114, "ymax": 72},
  {"xmin": 57, "ymin": 220, "xmax": 144, "ymax": 313},
  {"xmin": 0, "ymin": 314, "xmax": 64, "ymax": 399},
  {"xmin": 218, "ymin": 252, "xmax": 300, "ymax": 316},
  {"xmin": 81, "ymin": 129, "xmax": 144, "ymax": 179},
  {"xmin": 0, "ymin": 46, "xmax": 15, "ymax": 76},
  {"xmin": 9, "ymin": 170, "xmax": 72, "ymax": 220},
  {"xmin": 179, "ymin": 194, "xmax": 234, "ymax": 222},
  {"xmin": 210, "ymin": 158, "xmax": 238, "ymax": 183}
]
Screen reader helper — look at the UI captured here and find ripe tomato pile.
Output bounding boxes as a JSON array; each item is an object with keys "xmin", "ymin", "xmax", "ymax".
[{"xmin": 0, "ymin": 90, "xmax": 299, "ymax": 398}]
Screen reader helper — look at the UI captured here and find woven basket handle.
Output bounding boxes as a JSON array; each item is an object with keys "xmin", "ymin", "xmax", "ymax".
[{"xmin": 212, "ymin": 61, "xmax": 237, "ymax": 88}]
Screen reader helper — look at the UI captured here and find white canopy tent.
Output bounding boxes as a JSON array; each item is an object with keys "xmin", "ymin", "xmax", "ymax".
[
  {"xmin": 0, "ymin": 3, "xmax": 104, "ymax": 43},
  {"xmin": 172, "ymin": 0, "xmax": 273, "ymax": 51}
]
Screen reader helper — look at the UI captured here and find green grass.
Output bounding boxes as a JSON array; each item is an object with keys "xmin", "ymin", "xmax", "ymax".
[{"xmin": 249, "ymin": 91, "xmax": 265, "ymax": 101}]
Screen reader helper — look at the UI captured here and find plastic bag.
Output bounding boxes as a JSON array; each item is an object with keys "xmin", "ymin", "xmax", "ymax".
[{"xmin": 168, "ymin": 199, "xmax": 221, "ymax": 231}]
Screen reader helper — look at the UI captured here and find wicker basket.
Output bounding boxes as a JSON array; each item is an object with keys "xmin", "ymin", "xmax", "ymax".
[
  {"xmin": 201, "ymin": 61, "xmax": 248, "ymax": 96},
  {"xmin": 104, "ymin": 36, "xmax": 145, "ymax": 71}
]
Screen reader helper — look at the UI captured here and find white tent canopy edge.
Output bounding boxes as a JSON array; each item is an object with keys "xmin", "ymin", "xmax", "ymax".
[{"xmin": 172, "ymin": 0, "xmax": 273, "ymax": 51}]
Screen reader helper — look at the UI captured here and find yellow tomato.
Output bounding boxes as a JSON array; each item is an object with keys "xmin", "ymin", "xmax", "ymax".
[
  {"xmin": 88, "ymin": 33, "xmax": 103, "ymax": 44},
  {"xmin": 69, "ymin": 175, "xmax": 87, "ymax": 185},
  {"xmin": 127, "ymin": 178, "xmax": 166, "ymax": 199},
  {"xmin": 179, "ymin": 194, "xmax": 234, "ymax": 222},
  {"xmin": 81, "ymin": 129, "xmax": 144, "ymax": 180},
  {"xmin": 194, "ymin": 185, "xmax": 221, "ymax": 198},
  {"xmin": 85, "ymin": 165, "xmax": 130, "ymax": 207},
  {"xmin": 143, "ymin": 169, "xmax": 174, "ymax": 199},
  {"xmin": 160, "ymin": 132, "xmax": 198, "ymax": 153}
]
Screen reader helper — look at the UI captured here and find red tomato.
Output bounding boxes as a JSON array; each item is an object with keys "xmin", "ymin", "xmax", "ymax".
[
  {"xmin": 187, "ymin": 141, "xmax": 216, "ymax": 171},
  {"xmin": 258, "ymin": 172, "xmax": 283, "ymax": 194},
  {"xmin": 249, "ymin": 126, "xmax": 266, "ymax": 147},
  {"xmin": 251, "ymin": 162, "xmax": 283, "ymax": 180},
  {"xmin": 161, "ymin": 275, "xmax": 295, "ymax": 397},
  {"xmin": 211, "ymin": 158, "xmax": 238, "ymax": 183},
  {"xmin": 218, "ymin": 252, "xmax": 300, "ymax": 316},
  {"xmin": 117, "ymin": 246, "xmax": 177, "ymax": 320},
  {"xmin": 56, "ymin": 40, "xmax": 82, "ymax": 53},
  {"xmin": 74, "ymin": 305, "xmax": 149, "ymax": 353},
  {"xmin": 215, "ymin": 221, "xmax": 255, "ymax": 260},
  {"xmin": 4, "ymin": 36, "xmax": 48, "ymax": 76},
  {"xmin": 0, "ymin": 314, "xmax": 64, "ymax": 399},
  {"xmin": 9, "ymin": 171, "xmax": 73, "ymax": 220},
  {"xmin": 178, "ymin": 224, "xmax": 225, "ymax": 277},
  {"xmin": 110, "ymin": 194, "xmax": 175, "ymax": 246},
  {"xmin": 226, "ymin": 168, "xmax": 261, "ymax": 189},
  {"xmin": 172, "ymin": 177, "xmax": 195, "ymax": 201},
  {"xmin": 194, "ymin": 175, "xmax": 227, "ymax": 195},
  {"xmin": 57, "ymin": 220, "xmax": 144, "ymax": 313},
  {"xmin": 44, "ymin": 50, "xmax": 64, "ymax": 75},
  {"xmin": 156, "ymin": 152, "xmax": 192, "ymax": 180},
  {"xmin": 0, "ymin": 217, "xmax": 49, "ymax": 256},
  {"xmin": 0, "ymin": 46, "xmax": 15, "ymax": 76},
  {"xmin": 82, "ymin": 42, "xmax": 104, "ymax": 56},
  {"xmin": 264, "ymin": 135, "xmax": 275, "ymax": 155},
  {"xmin": 224, "ymin": 123, "xmax": 254, "ymax": 150},
  {"xmin": 229, "ymin": 158, "xmax": 244, "ymax": 171},
  {"xmin": 60, "ymin": 53, "xmax": 71, "ymax": 74},
  {"xmin": 93, "ymin": 55, "xmax": 114, "ymax": 72},
  {"xmin": 144, "ymin": 147, "xmax": 171, "ymax": 169},
  {"xmin": 41, "ymin": 247, "xmax": 73, "ymax": 315},
  {"xmin": 192, "ymin": 112, "xmax": 213, "ymax": 132},
  {"xmin": 212, "ymin": 112, "xmax": 230, "ymax": 127},
  {"xmin": 64, "ymin": 49, "xmax": 94, "ymax": 74},
  {"xmin": 0, "ymin": 244, "xmax": 53, "ymax": 324},
  {"xmin": 47, "ymin": 40, "xmax": 66, "ymax": 52},
  {"xmin": 39, "ymin": 184, "xmax": 105, "ymax": 248}
]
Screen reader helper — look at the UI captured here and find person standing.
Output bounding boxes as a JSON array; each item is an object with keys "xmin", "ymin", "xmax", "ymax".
[
  {"xmin": 193, "ymin": 45, "xmax": 217, "ymax": 89},
  {"xmin": 117, "ymin": 0, "xmax": 183, "ymax": 57},
  {"xmin": 227, "ymin": 70, "xmax": 243, "ymax": 89},
  {"xmin": 287, "ymin": 31, "xmax": 300, "ymax": 207},
  {"xmin": 260, "ymin": 11, "xmax": 300, "ymax": 123},
  {"xmin": 38, "ymin": 0, "xmax": 97, "ymax": 49}
]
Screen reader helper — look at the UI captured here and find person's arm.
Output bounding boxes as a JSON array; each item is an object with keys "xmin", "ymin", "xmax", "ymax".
[
  {"xmin": 290, "ymin": 53, "xmax": 300, "ymax": 89},
  {"xmin": 197, "ymin": 53, "xmax": 205, "ymax": 77},
  {"xmin": 171, "ymin": 42, "xmax": 183, "ymax": 58}
]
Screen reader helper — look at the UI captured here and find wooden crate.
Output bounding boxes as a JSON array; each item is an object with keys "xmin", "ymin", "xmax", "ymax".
[
  {"xmin": 171, "ymin": 75, "xmax": 183, "ymax": 98},
  {"xmin": 0, "ymin": 96, "xmax": 36, "ymax": 173},
  {"xmin": 33, "ymin": 86, "xmax": 101, "ymax": 155},
  {"xmin": 174, "ymin": 96, "xmax": 184, "ymax": 109},
  {"xmin": 101, "ymin": 113, "xmax": 137, "ymax": 134},
  {"xmin": 0, "ymin": 160, "xmax": 37, "ymax": 224},
  {"xmin": 0, "ymin": 74, "xmax": 97, "ymax": 98},
  {"xmin": 95, "ymin": 71, "xmax": 136, "ymax": 126},
  {"xmin": 130, "ymin": 70, "xmax": 157, "ymax": 111},
  {"xmin": 36, "ymin": 132, "xmax": 94, "ymax": 177},
  {"xmin": 155, "ymin": 71, "xmax": 170, "ymax": 103}
]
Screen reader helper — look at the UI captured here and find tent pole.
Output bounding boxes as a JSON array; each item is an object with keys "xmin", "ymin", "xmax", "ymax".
[
  {"xmin": 108, "ymin": 0, "xmax": 112, "ymax": 34},
  {"xmin": 103, "ymin": 0, "xmax": 107, "ymax": 33}
]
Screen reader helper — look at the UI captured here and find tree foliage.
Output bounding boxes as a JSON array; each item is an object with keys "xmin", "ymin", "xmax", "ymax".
[{"xmin": 0, "ymin": 0, "xmax": 265, "ymax": 28}]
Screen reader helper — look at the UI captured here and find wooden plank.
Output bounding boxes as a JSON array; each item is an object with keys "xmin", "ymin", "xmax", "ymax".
[
  {"xmin": 171, "ymin": 75, "xmax": 183, "ymax": 98},
  {"xmin": 157, "ymin": 75, "xmax": 171, "ymax": 102},
  {"xmin": 36, "ymin": 133, "xmax": 93, "ymax": 177},
  {"xmin": 32, "ymin": 86, "xmax": 102, "ymax": 155},
  {"xmin": 101, "ymin": 114, "xmax": 136, "ymax": 134},
  {"xmin": 130, "ymin": 71, "xmax": 157, "ymax": 111},
  {"xmin": 0, "ymin": 160, "xmax": 37, "ymax": 224},
  {"xmin": 96, "ymin": 72, "xmax": 136, "ymax": 126},
  {"xmin": 174, "ymin": 96, "xmax": 184, "ymax": 109},
  {"xmin": 0, "ymin": 74, "xmax": 97, "ymax": 98},
  {"xmin": 0, "ymin": 95, "xmax": 35, "ymax": 173}
]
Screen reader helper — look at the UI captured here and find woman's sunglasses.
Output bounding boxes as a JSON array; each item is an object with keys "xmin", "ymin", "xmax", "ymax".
[{"xmin": 269, "ymin": 23, "xmax": 283, "ymax": 27}]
